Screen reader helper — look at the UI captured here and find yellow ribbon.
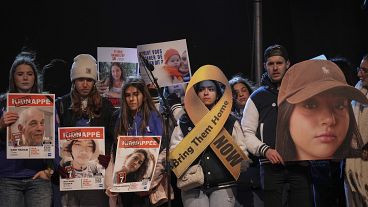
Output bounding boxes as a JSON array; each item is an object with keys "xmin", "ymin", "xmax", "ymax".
[{"xmin": 169, "ymin": 65, "xmax": 248, "ymax": 179}]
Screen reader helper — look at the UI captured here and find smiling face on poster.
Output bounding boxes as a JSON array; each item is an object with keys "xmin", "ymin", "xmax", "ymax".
[
  {"xmin": 58, "ymin": 127, "xmax": 105, "ymax": 190},
  {"xmin": 7, "ymin": 93, "xmax": 55, "ymax": 159},
  {"xmin": 97, "ymin": 47, "xmax": 139, "ymax": 107},
  {"xmin": 276, "ymin": 60, "xmax": 368, "ymax": 161},
  {"xmin": 137, "ymin": 39, "xmax": 192, "ymax": 88}
]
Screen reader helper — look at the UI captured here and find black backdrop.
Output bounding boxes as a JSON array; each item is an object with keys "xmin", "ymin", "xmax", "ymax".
[{"xmin": 1, "ymin": 0, "xmax": 368, "ymax": 93}]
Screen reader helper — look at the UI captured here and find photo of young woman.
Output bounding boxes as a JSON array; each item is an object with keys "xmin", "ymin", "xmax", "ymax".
[
  {"xmin": 276, "ymin": 59, "xmax": 368, "ymax": 161},
  {"xmin": 114, "ymin": 149, "xmax": 155, "ymax": 184}
]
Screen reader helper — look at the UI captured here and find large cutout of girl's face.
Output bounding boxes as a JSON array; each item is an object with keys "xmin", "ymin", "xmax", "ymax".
[{"xmin": 289, "ymin": 92, "xmax": 349, "ymax": 160}]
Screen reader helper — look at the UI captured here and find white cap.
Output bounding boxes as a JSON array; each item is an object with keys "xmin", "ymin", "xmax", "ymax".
[{"xmin": 70, "ymin": 54, "xmax": 97, "ymax": 82}]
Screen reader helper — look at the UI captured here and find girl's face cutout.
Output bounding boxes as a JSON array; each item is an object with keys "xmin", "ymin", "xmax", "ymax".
[{"xmin": 289, "ymin": 92, "xmax": 349, "ymax": 160}]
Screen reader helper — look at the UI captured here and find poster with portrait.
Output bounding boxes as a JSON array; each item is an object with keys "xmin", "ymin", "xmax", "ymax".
[
  {"xmin": 97, "ymin": 47, "xmax": 139, "ymax": 107},
  {"xmin": 110, "ymin": 136, "xmax": 161, "ymax": 193},
  {"xmin": 137, "ymin": 39, "xmax": 192, "ymax": 87},
  {"xmin": 58, "ymin": 127, "xmax": 105, "ymax": 191},
  {"xmin": 275, "ymin": 59, "xmax": 366, "ymax": 161},
  {"xmin": 6, "ymin": 93, "xmax": 55, "ymax": 159}
]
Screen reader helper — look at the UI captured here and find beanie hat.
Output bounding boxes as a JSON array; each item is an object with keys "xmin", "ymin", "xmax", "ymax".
[
  {"xmin": 164, "ymin": 49, "xmax": 180, "ymax": 64},
  {"xmin": 70, "ymin": 54, "xmax": 97, "ymax": 82},
  {"xmin": 264, "ymin": 44, "xmax": 289, "ymax": 62},
  {"xmin": 278, "ymin": 59, "xmax": 368, "ymax": 105}
]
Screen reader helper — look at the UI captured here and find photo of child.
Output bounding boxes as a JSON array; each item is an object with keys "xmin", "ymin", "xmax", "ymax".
[{"xmin": 163, "ymin": 48, "xmax": 184, "ymax": 83}]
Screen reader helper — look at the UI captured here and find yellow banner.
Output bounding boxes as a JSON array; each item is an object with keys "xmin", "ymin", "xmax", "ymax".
[{"xmin": 169, "ymin": 65, "xmax": 248, "ymax": 179}]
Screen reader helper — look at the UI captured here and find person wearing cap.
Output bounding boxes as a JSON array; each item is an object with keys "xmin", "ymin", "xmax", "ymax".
[
  {"xmin": 56, "ymin": 54, "xmax": 115, "ymax": 207},
  {"xmin": 276, "ymin": 59, "xmax": 367, "ymax": 161},
  {"xmin": 345, "ymin": 54, "xmax": 368, "ymax": 206},
  {"xmin": 241, "ymin": 44, "xmax": 314, "ymax": 207},
  {"xmin": 0, "ymin": 52, "xmax": 53, "ymax": 207}
]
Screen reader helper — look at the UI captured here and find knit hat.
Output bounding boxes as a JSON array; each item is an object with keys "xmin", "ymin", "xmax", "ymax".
[
  {"xmin": 278, "ymin": 59, "xmax": 368, "ymax": 105},
  {"xmin": 164, "ymin": 49, "xmax": 180, "ymax": 64},
  {"xmin": 70, "ymin": 54, "xmax": 97, "ymax": 82},
  {"xmin": 264, "ymin": 44, "xmax": 289, "ymax": 62}
]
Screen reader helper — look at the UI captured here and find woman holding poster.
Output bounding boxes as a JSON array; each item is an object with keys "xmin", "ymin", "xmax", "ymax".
[
  {"xmin": 105, "ymin": 76, "xmax": 164, "ymax": 207},
  {"xmin": 56, "ymin": 54, "xmax": 115, "ymax": 207},
  {"xmin": 276, "ymin": 59, "xmax": 368, "ymax": 161},
  {"xmin": 0, "ymin": 52, "xmax": 53, "ymax": 206}
]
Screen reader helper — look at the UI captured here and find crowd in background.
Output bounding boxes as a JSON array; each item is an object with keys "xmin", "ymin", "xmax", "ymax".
[{"xmin": 0, "ymin": 44, "xmax": 367, "ymax": 207}]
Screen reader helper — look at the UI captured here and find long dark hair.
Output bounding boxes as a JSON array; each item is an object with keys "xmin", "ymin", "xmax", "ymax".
[
  {"xmin": 229, "ymin": 74, "xmax": 256, "ymax": 112},
  {"xmin": 276, "ymin": 101, "xmax": 363, "ymax": 161},
  {"xmin": 116, "ymin": 76, "xmax": 159, "ymax": 135},
  {"xmin": 108, "ymin": 62, "xmax": 125, "ymax": 88},
  {"xmin": 116, "ymin": 149, "xmax": 150, "ymax": 182},
  {"xmin": 8, "ymin": 52, "xmax": 39, "ymax": 93},
  {"xmin": 70, "ymin": 82, "xmax": 103, "ymax": 119}
]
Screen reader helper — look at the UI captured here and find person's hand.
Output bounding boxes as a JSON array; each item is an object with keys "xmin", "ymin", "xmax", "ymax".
[
  {"xmin": 265, "ymin": 148, "xmax": 284, "ymax": 165},
  {"xmin": 32, "ymin": 169, "xmax": 52, "ymax": 180},
  {"xmin": 58, "ymin": 165, "xmax": 69, "ymax": 179},
  {"xmin": 105, "ymin": 187, "xmax": 119, "ymax": 197},
  {"xmin": 0, "ymin": 111, "xmax": 19, "ymax": 128},
  {"xmin": 98, "ymin": 154, "xmax": 111, "ymax": 168},
  {"xmin": 135, "ymin": 190, "xmax": 151, "ymax": 197}
]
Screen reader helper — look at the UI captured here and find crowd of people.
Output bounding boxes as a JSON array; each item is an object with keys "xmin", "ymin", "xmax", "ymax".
[{"xmin": 0, "ymin": 44, "xmax": 367, "ymax": 207}]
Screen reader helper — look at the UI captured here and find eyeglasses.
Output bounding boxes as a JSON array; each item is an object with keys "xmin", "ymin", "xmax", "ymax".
[{"xmin": 357, "ymin": 67, "xmax": 368, "ymax": 73}]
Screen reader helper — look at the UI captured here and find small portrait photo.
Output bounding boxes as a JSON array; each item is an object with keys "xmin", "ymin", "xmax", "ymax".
[
  {"xmin": 8, "ymin": 106, "xmax": 53, "ymax": 147},
  {"xmin": 97, "ymin": 62, "xmax": 138, "ymax": 106},
  {"xmin": 113, "ymin": 148, "xmax": 156, "ymax": 184},
  {"xmin": 276, "ymin": 60, "xmax": 368, "ymax": 161},
  {"xmin": 162, "ymin": 48, "xmax": 191, "ymax": 85},
  {"xmin": 60, "ymin": 139, "xmax": 104, "ymax": 178}
]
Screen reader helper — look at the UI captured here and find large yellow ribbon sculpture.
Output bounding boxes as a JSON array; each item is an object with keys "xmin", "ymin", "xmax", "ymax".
[{"xmin": 169, "ymin": 65, "xmax": 248, "ymax": 180}]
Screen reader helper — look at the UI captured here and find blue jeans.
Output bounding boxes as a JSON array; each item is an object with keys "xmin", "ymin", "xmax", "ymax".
[
  {"xmin": 61, "ymin": 190, "xmax": 108, "ymax": 207},
  {"xmin": 0, "ymin": 177, "xmax": 52, "ymax": 207},
  {"xmin": 181, "ymin": 187, "xmax": 236, "ymax": 207}
]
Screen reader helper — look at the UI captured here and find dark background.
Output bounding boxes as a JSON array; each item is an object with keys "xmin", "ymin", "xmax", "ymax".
[{"xmin": 1, "ymin": 0, "xmax": 368, "ymax": 94}]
